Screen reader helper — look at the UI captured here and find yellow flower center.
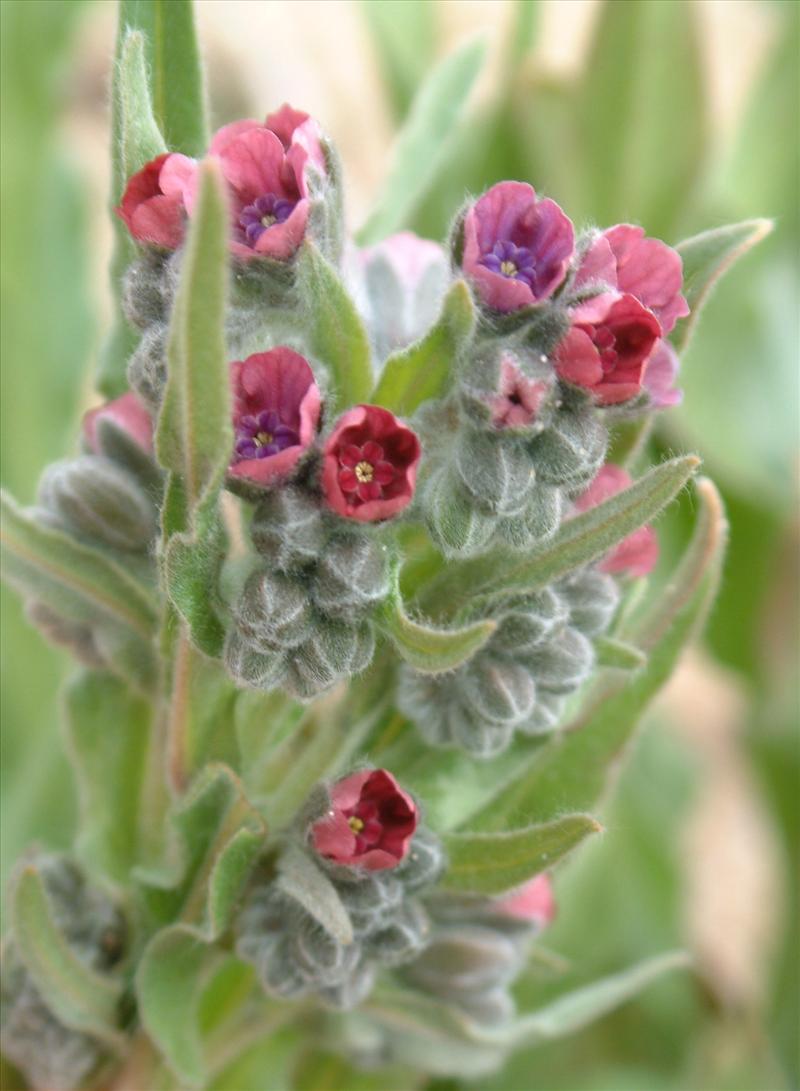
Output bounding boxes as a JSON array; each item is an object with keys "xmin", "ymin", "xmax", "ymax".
[
  {"xmin": 255, "ymin": 431, "xmax": 273, "ymax": 447},
  {"xmin": 355, "ymin": 461, "xmax": 374, "ymax": 483},
  {"xmin": 500, "ymin": 259, "xmax": 518, "ymax": 277},
  {"xmin": 348, "ymin": 816, "xmax": 364, "ymax": 833},
  {"xmin": 260, "ymin": 214, "xmax": 277, "ymax": 228}
]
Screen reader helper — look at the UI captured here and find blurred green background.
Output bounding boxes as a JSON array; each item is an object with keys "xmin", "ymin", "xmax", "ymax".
[{"xmin": 1, "ymin": 2, "xmax": 797, "ymax": 1089}]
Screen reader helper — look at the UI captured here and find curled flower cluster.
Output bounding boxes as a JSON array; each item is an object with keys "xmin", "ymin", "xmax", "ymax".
[{"xmin": 236, "ymin": 770, "xmax": 445, "ymax": 1008}]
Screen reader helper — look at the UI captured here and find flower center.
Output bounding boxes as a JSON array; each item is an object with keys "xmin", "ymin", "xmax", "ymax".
[
  {"xmin": 239, "ymin": 193, "xmax": 296, "ymax": 246},
  {"xmin": 348, "ymin": 816, "xmax": 364, "ymax": 833},
  {"xmin": 337, "ymin": 441, "xmax": 396, "ymax": 505},
  {"xmin": 500, "ymin": 259, "xmax": 518, "ymax": 277},
  {"xmin": 481, "ymin": 241, "xmax": 537, "ymax": 288},
  {"xmin": 355, "ymin": 460, "xmax": 374, "ymax": 483},
  {"xmin": 584, "ymin": 324, "xmax": 619, "ymax": 372},
  {"xmin": 233, "ymin": 410, "xmax": 299, "ymax": 462},
  {"xmin": 255, "ymin": 430, "xmax": 273, "ymax": 447}
]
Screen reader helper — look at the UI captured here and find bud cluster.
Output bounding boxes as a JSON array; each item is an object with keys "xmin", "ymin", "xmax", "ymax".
[
  {"xmin": 236, "ymin": 771, "xmax": 444, "ymax": 1008},
  {"xmin": 399, "ymin": 568, "xmax": 619, "ymax": 757},
  {"xmin": 0, "ymin": 855, "xmax": 126, "ymax": 1091}
]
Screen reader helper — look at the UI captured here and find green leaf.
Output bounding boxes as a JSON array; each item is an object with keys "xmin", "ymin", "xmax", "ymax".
[
  {"xmin": 371, "ymin": 280, "xmax": 475, "ymax": 414},
  {"xmin": 378, "ymin": 571, "xmax": 496, "ymax": 673},
  {"xmin": 468, "ymin": 477, "xmax": 727, "ymax": 831},
  {"xmin": 64, "ymin": 670, "xmax": 166, "ymax": 883},
  {"xmin": 487, "ymin": 951, "xmax": 691, "ymax": 1048},
  {"xmin": 356, "ymin": 38, "xmax": 487, "ymax": 245},
  {"xmin": 671, "ymin": 219, "xmax": 773, "ymax": 352},
  {"xmin": 136, "ymin": 763, "xmax": 266, "ymax": 937},
  {"xmin": 424, "ymin": 455, "xmax": 699, "ymax": 611},
  {"xmin": 11, "ymin": 866, "xmax": 124, "ymax": 1049},
  {"xmin": 117, "ymin": 29, "xmax": 166, "ymax": 179},
  {"xmin": 594, "ymin": 636, "xmax": 646, "ymax": 671},
  {"xmin": 577, "ymin": 0, "xmax": 708, "ymax": 235},
  {"xmin": 360, "ymin": 0, "xmax": 437, "ymax": 120},
  {"xmin": 441, "ymin": 814, "xmax": 602, "ymax": 895},
  {"xmin": 275, "ymin": 845, "xmax": 353, "ymax": 945},
  {"xmin": 136, "ymin": 925, "xmax": 221, "ymax": 1087},
  {"xmin": 117, "ymin": 0, "xmax": 208, "ymax": 156},
  {"xmin": 296, "ymin": 241, "xmax": 373, "ymax": 416},
  {"xmin": 156, "ymin": 158, "xmax": 231, "ymax": 510},
  {"xmin": 0, "ymin": 490, "xmax": 158, "ymax": 690},
  {"xmin": 164, "ymin": 520, "xmax": 227, "ymax": 657}
]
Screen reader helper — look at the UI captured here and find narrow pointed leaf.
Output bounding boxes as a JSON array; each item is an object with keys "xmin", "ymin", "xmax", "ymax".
[
  {"xmin": 378, "ymin": 572, "xmax": 496, "ymax": 673},
  {"xmin": 136, "ymin": 925, "xmax": 221, "ymax": 1087},
  {"xmin": 425, "ymin": 456, "xmax": 699, "ymax": 611},
  {"xmin": 468, "ymin": 477, "xmax": 727, "ymax": 831},
  {"xmin": 276, "ymin": 845, "xmax": 354, "ymax": 946},
  {"xmin": 371, "ymin": 280, "xmax": 475, "ymax": 414},
  {"xmin": 296, "ymin": 242, "xmax": 373, "ymax": 415},
  {"xmin": 357, "ymin": 38, "xmax": 486, "ymax": 244},
  {"xmin": 117, "ymin": 29, "xmax": 166, "ymax": 179},
  {"xmin": 594, "ymin": 636, "xmax": 646, "ymax": 670},
  {"xmin": 671, "ymin": 218, "xmax": 773, "ymax": 351},
  {"xmin": 11, "ymin": 867, "xmax": 124, "ymax": 1048},
  {"xmin": 441, "ymin": 814, "xmax": 602, "ymax": 895},
  {"xmin": 156, "ymin": 159, "xmax": 231, "ymax": 510}
]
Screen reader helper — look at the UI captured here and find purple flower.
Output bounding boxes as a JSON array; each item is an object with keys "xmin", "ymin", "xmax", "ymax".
[{"xmin": 462, "ymin": 181, "xmax": 574, "ymax": 312}]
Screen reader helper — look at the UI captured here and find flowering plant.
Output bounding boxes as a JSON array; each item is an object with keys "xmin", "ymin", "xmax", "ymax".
[{"xmin": 0, "ymin": 5, "xmax": 771, "ymax": 1090}]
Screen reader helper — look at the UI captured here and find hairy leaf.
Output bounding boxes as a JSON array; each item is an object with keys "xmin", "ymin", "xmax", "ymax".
[
  {"xmin": 441, "ymin": 814, "xmax": 602, "ymax": 894},
  {"xmin": 371, "ymin": 280, "xmax": 475, "ymax": 414},
  {"xmin": 117, "ymin": 29, "xmax": 166, "ymax": 179}
]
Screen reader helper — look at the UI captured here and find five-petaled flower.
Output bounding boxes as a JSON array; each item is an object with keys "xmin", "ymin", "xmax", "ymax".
[
  {"xmin": 115, "ymin": 153, "xmax": 187, "ymax": 249},
  {"xmin": 555, "ymin": 292, "xmax": 661, "ymax": 405},
  {"xmin": 311, "ymin": 769, "xmax": 418, "ymax": 871},
  {"xmin": 462, "ymin": 181, "xmax": 574, "ymax": 312},
  {"xmin": 575, "ymin": 464, "xmax": 659, "ymax": 577},
  {"xmin": 489, "ymin": 355, "xmax": 551, "ymax": 429},
  {"xmin": 495, "ymin": 874, "xmax": 557, "ymax": 927},
  {"xmin": 322, "ymin": 405, "xmax": 421, "ymax": 522},
  {"xmin": 83, "ymin": 392, "xmax": 154, "ymax": 453},
  {"xmin": 229, "ymin": 347, "xmax": 321, "ymax": 486}
]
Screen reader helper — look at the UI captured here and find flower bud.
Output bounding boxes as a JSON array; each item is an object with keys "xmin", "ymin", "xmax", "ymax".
[
  {"xmin": 392, "ymin": 827, "xmax": 447, "ymax": 892},
  {"xmin": 459, "ymin": 657, "xmax": 538, "ymax": 726},
  {"xmin": 483, "ymin": 588, "xmax": 568, "ymax": 656},
  {"xmin": 37, "ymin": 457, "xmax": 157, "ymax": 552},
  {"xmin": 250, "ymin": 487, "xmax": 326, "ymax": 570},
  {"xmin": 126, "ymin": 323, "xmax": 169, "ymax": 409},
  {"xmin": 455, "ymin": 428, "xmax": 538, "ymax": 518},
  {"xmin": 224, "ymin": 630, "xmax": 288, "ymax": 691},
  {"xmin": 234, "ymin": 569, "xmax": 314, "ymax": 650},
  {"xmin": 310, "ymin": 531, "xmax": 391, "ymax": 619},
  {"xmin": 423, "ymin": 469, "xmax": 495, "ymax": 558},
  {"xmin": 517, "ymin": 626, "xmax": 594, "ymax": 693},
  {"xmin": 361, "ymin": 899, "xmax": 429, "ymax": 966},
  {"xmin": 493, "ymin": 481, "xmax": 563, "ymax": 550},
  {"xmin": 82, "ymin": 392, "xmax": 154, "ymax": 457},
  {"xmin": 494, "ymin": 874, "xmax": 557, "ymax": 927},
  {"xmin": 121, "ymin": 250, "xmax": 169, "ymax": 329},
  {"xmin": 558, "ymin": 569, "xmax": 620, "ymax": 636},
  {"xmin": 528, "ymin": 385, "xmax": 607, "ymax": 491},
  {"xmin": 283, "ymin": 618, "xmax": 375, "ymax": 700}
]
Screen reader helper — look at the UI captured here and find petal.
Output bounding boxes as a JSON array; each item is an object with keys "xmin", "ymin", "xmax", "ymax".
[
  {"xmin": 265, "ymin": 103, "xmax": 310, "ymax": 149},
  {"xmin": 361, "ymin": 441, "xmax": 385, "ymax": 463},
  {"xmin": 253, "ymin": 199, "xmax": 309, "ymax": 259},
  {"xmin": 83, "ymin": 392, "xmax": 153, "ymax": 454},
  {"xmin": 373, "ymin": 461, "xmax": 395, "ymax": 486},
  {"xmin": 311, "ymin": 811, "xmax": 358, "ymax": 862},
  {"xmin": 603, "ymin": 224, "xmax": 689, "ymax": 334},
  {"xmin": 216, "ymin": 126, "xmax": 286, "ymax": 203},
  {"xmin": 340, "ymin": 445, "xmax": 363, "ymax": 468},
  {"xmin": 228, "ymin": 445, "xmax": 303, "ymax": 486},
  {"xmin": 339, "ymin": 468, "xmax": 359, "ymax": 492},
  {"xmin": 555, "ymin": 328, "xmax": 604, "ymax": 388}
]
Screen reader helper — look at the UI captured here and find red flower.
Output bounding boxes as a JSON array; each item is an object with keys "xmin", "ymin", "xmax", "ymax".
[
  {"xmin": 311, "ymin": 769, "xmax": 418, "ymax": 871},
  {"xmin": 229, "ymin": 348, "xmax": 321, "ymax": 486},
  {"xmin": 555, "ymin": 292, "xmax": 661, "ymax": 405},
  {"xmin": 322, "ymin": 405, "xmax": 421, "ymax": 522},
  {"xmin": 495, "ymin": 874, "xmax": 556, "ymax": 926},
  {"xmin": 575, "ymin": 224, "xmax": 689, "ymax": 335},
  {"xmin": 115, "ymin": 153, "xmax": 186, "ymax": 249},
  {"xmin": 575, "ymin": 464, "xmax": 659, "ymax": 577},
  {"xmin": 489, "ymin": 355, "xmax": 551, "ymax": 429},
  {"xmin": 82, "ymin": 392, "xmax": 153, "ymax": 453}
]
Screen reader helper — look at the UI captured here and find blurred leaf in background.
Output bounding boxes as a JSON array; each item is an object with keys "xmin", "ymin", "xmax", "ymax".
[{"xmin": 0, "ymin": 0, "xmax": 95, "ymax": 899}]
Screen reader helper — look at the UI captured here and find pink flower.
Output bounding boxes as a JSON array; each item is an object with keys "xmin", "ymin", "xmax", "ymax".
[
  {"xmin": 229, "ymin": 348, "xmax": 321, "ymax": 486},
  {"xmin": 311, "ymin": 769, "xmax": 418, "ymax": 871},
  {"xmin": 643, "ymin": 339, "xmax": 682, "ymax": 409},
  {"xmin": 555, "ymin": 292, "xmax": 661, "ymax": 406},
  {"xmin": 322, "ymin": 405, "xmax": 421, "ymax": 522},
  {"xmin": 489, "ymin": 356, "xmax": 551, "ymax": 429},
  {"xmin": 160, "ymin": 107, "xmax": 325, "ymax": 261},
  {"xmin": 462, "ymin": 182, "xmax": 574, "ymax": 312},
  {"xmin": 495, "ymin": 874, "xmax": 557, "ymax": 927},
  {"xmin": 115, "ymin": 153, "xmax": 186, "ymax": 249},
  {"xmin": 575, "ymin": 464, "xmax": 659, "ymax": 577},
  {"xmin": 576, "ymin": 225, "xmax": 689, "ymax": 335},
  {"xmin": 82, "ymin": 392, "xmax": 153, "ymax": 453}
]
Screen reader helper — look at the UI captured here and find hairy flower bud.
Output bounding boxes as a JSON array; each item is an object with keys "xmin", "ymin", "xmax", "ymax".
[
  {"xmin": 126, "ymin": 323, "xmax": 169, "ymax": 409},
  {"xmin": 310, "ymin": 532, "xmax": 391, "ymax": 619},
  {"xmin": 282, "ymin": 618, "xmax": 375, "ymax": 700},
  {"xmin": 121, "ymin": 250, "xmax": 170, "ymax": 329},
  {"xmin": 235, "ymin": 568, "xmax": 314, "ymax": 650},
  {"xmin": 528, "ymin": 384, "xmax": 607, "ymax": 491},
  {"xmin": 37, "ymin": 456, "xmax": 157, "ymax": 552},
  {"xmin": 250, "ymin": 487, "xmax": 326, "ymax": 570}
]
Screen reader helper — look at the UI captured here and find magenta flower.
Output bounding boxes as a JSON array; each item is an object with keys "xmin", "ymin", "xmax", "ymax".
[
  {"xmin": 115, "ymin": 153, "xmax": 186, "ymax": 249},
  {"xmin": 82, "ymin": 392, "xmax": 153, "ymax": 453},
  {"xmin": 160, "ymin": 108, "xmax": 324, "ymax": 261},
  {"xmin": 495, "ymin": 874, "xmax": 557, "ymax": 926},
  {"xmin": 310, "ymin": 769, "xmax": 418, "ymax": 871},
  {"xmin": 229, "ymin": 347, "xmax": 321, "ymax": 486},
  {"xmin": 576, "ymin": 225, "xmax": 689, "ymax": 335},
  {"xmin": 462, "ymin": 182, "xmax": 574, "ymax": 312},
  {"xmin": 555, "ymin": 292, "xmax": 661, "ymax": 406},
  {"xmin": 321, "ymin": 405, "xmax": 421, "ymax": 522},
  {"xmin": 489, "ymin": 355, "xmax": 551, "ymax": 429},
  {"xmin": 643, "ymin": 339, "xmax": 682, "ymax": 409},
  {"xmin": 575, "ymin": 464, "xmax": 659, "ymax": 577}
]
